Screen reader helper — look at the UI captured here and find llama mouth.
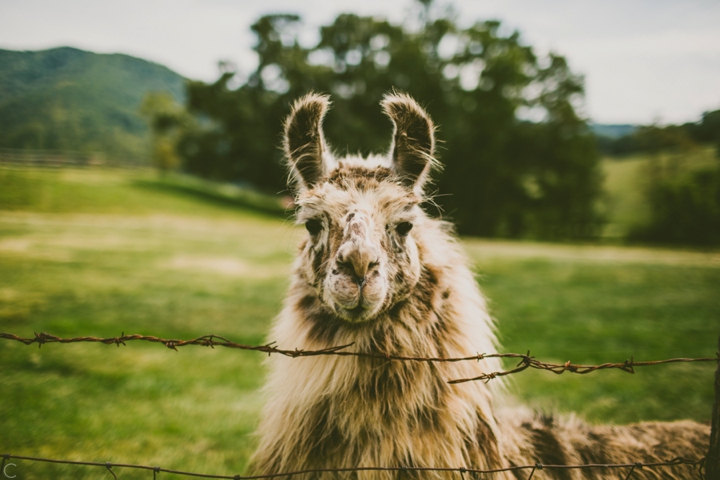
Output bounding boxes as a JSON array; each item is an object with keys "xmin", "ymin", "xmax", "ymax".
[{"xmin": 336, "ymin": 303, "xmax": 375, "ymax": 322}]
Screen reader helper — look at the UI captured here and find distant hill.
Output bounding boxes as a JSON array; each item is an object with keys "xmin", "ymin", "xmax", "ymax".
[
  {"xmin": 590, "ymin": 123, "xmax": 637, "ymax": 139},
  {"xmin": 0, "ymin": 47, "xmax": 185, "ymax": 161}
]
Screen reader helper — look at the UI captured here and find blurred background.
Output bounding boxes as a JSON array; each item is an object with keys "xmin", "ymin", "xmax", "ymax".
[{"xmin": 0, "ymin": 0, "xmax": 719, "ymax": 477}]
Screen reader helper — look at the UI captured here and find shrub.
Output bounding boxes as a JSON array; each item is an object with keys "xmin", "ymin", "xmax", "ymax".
[{"xmin": 631, "ymin": 166, "xmax": 720, "ymax": 245}]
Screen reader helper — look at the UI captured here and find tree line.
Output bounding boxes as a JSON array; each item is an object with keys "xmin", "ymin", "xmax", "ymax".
[
  {"xmin": 142, "ymin": 2, "xmax": 719, "ymax": 245},
  {"xmin": 597, "ymin": 110, "xmax": 720, "ymax": 158}
]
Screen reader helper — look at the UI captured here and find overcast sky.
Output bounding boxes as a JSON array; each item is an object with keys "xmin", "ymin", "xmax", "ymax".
[{"xmin": 1, "ymin": 0, "xmax": 719, "ymax": 125}]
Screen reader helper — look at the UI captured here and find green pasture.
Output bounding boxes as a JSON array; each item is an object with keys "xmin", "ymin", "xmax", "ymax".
[{"xmin": 0, "ymin": 167, "xmax": 718, "ymax": 478}]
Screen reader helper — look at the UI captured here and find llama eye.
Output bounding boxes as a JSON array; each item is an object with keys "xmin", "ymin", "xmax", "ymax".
[
  {"xmin": 396, "ymin": 221, "xmax": 413, "ymax": 236},
  {"xmin": 305, "ymin": 219, "xmax": 323, "ymax": 236}
]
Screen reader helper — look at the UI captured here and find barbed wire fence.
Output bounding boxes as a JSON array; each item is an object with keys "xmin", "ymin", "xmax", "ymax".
[
  {"xmin": 1, "ymin": 330, "xmax": 718, "ymax": 479},
  {"xmin": 0, "ymin": 454, "xmax": 708, "ymax": 480},
  {"xmin": 1, "ymin": 332, "xmax": 716, "ymax": 384}
]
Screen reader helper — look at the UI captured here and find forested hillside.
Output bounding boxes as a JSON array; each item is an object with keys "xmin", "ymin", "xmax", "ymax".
[{"xmin": 0, "ymin": 47, "xmax": 185, "ymax": 159}]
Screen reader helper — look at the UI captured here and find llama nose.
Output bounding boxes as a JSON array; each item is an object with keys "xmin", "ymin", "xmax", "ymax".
[{"xmin": 337, "ymin": 248, "xmax": 380, "ymax": 285}]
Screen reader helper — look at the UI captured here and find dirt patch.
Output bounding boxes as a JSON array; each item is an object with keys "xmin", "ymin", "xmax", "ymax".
[
  {"xmin": 0, "ymin": 237, "xmax": 72, "ymax": 261},
  {"xmin": 0, "ymin": 238, "xmax": 32, "ymax": 252},
  {"xmin": 161, "ymin": 255, "xmax": 290, "ymax": 278}
]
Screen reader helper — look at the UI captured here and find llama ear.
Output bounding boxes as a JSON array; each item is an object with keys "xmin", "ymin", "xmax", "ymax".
[
  {"xmin": 284, "ymin": 93, "xmax": 331, "ymax": 191},
  {"xmin": 382, "ymin": 92, "xmax": 436, "ymax": 192}
]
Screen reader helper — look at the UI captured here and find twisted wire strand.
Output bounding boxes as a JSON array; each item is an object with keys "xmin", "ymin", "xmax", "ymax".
[
  {"xmin": 0, "ymin": 331, "xmax": 715, "ymax": 384},
  {"xmin": 0, "ymin": 454, "xmax": 706, "ymax": 479}
]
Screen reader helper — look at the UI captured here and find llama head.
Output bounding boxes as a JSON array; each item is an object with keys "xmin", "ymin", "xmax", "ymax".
[{"xmin": 285, "ymin": 92, "xmax": 437, "ymax": 323}]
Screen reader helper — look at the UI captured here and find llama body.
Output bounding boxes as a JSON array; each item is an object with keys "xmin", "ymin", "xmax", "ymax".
[{"xmin": 249, "ymin": 93, "xmax": 709, "ymax": 479}]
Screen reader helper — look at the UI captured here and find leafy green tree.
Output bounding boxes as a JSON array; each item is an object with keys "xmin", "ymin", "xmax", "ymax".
[
  {"xmin": 140, "ymin": 92, "xmax": 189, "ymax": 173},
  {"xmin": 160, "ymin": 2, "xmax": 602, "ymax": 239},
  {"xmin": 693, "ymin": 109, "xmax": 720, "ymax": 157}
]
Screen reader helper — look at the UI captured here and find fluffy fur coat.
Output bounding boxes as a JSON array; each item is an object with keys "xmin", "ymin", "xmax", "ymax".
[{"xmin": 248, "ymin": 92, "xmax": 709, "ymax": 479}]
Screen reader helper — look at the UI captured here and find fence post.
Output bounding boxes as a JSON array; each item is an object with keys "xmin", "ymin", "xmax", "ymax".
[{"xmin": 706, "ymin": 335, "xmax": 720, "ymax": 480}]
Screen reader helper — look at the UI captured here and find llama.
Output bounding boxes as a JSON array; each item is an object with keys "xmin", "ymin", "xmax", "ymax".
[{"xmin": 248, "ymin": 92, "xmax": 709, "ymax": 479}]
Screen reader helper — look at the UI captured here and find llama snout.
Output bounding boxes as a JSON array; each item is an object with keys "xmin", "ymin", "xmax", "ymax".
[
  {"xmin": 335, "ymin": 241, "xmax": 381, "ymax": 285},
  {"xmin": 324, "ymin": 241, "xmax": 388, "ymax": 322}
]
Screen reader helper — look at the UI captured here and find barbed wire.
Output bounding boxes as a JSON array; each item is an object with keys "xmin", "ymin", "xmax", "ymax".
[
  {"xmin": 0, "ymin": 331, "xmax": 716, "ymax": 384},
  {"xmin": 0, "ymin": 453, "xmax": 706, "ymax": 479}
]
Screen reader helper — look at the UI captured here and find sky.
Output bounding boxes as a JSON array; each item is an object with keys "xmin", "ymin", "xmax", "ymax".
[{"xmin": 0, "ymin": 0, "xmax": 719, "ymax": 125}]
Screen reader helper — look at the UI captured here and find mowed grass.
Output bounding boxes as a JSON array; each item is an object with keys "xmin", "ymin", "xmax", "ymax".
[
  {"xmin": 1, "ymin": 167, "xmax": 719, "ymax": 478},
  {"xmin": 0, "ymin": 167, "xmax": 299, "ymax": 478},
  {"xmin": 465, "ymin": 240, "xmax": 719, "ymax": 424}
]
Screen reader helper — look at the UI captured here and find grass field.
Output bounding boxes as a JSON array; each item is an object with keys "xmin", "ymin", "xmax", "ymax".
[{"xmin": 1, "ymin": 167, "xmax": 718, "ymax": 478}]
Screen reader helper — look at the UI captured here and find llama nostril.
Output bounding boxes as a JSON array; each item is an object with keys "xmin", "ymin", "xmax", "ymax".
[{"xmin": 336, "ymin": 248, "xmax": 378, "ymax": 282}]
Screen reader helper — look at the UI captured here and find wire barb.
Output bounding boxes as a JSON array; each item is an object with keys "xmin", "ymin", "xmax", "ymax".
[{"xmin": 105, "ymin": 462, "xmax": 118, "ymax": 480}]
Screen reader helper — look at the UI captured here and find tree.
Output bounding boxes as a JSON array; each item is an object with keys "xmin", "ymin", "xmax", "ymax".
[
  {"xmin": 695, "ymin": 109, "xmax": 720, "ymax": 157},
  {"xmin": 153, "ymin": 2, "xmax": 602, "ymax": 239},
  {"xmin": 139, "ymin": 92, "xmax": 190, "ymax": 173},
  {"xmin": 631, "ymin": 167, "xmax": 720, "ymax": 246}
]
